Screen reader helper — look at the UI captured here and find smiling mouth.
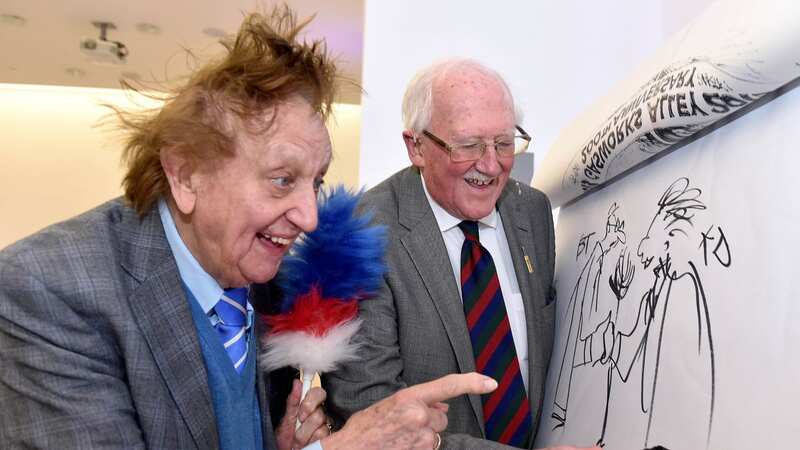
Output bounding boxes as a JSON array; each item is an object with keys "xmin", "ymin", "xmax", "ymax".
[
  {"xmin": 256, "ymin": 232, "xmax": 292, "ymax": 247},
  {"xmin": 642, "ymin": 256, "xmax": 653, "ymax": 269},
  {"xmin": 465, "ymin": 176, "xmax": 495, "ymax": 187}
]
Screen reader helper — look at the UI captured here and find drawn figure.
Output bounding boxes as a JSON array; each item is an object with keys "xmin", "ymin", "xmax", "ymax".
[
  {"xmin": 551, "ymin": 203, "xmax": 633, "ymax": 441},
  {"xmin": 625, "ymin": 177, "xmax": 719, "ymax": 450},
  {"xmin": 551, "ymin": 177, "xmax": 730, "ymax": 450}
]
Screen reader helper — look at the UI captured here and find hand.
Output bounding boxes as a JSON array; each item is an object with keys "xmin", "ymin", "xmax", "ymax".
[
  {"xmin": 321, "ymin": 372, "xmax": 497, "ymax": 450},
  {"xmin": 276, "ymin": 379, "xmax": 331, "ymax": 450},
  {"xmin": 609, "ymin": 249, "xmax": 635, "ymax": 300},
  {"xmin": 600, "ymin": 320, "xmax": 616, "ymax": 365}
]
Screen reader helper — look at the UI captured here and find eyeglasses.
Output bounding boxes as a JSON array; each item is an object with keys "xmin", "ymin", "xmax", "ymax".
[{"xmin": 420, "ymin": 125, "xmax": 532, "ymax": 163}]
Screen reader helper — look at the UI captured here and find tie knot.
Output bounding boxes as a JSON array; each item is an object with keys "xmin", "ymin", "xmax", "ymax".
[
  {"xmin": 216, "ymin": 287, "xmax": 248, "ymax": 326},
  {"xmin": 223, "ymin": 287, "xmax": 248, "ymax": 307},
  {"xmin": 458, "ymin": 220, "xmax": 480, "ymax": 243}
]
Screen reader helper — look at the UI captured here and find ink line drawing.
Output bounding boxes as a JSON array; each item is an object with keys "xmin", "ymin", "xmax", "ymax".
[{"xmin": 550, "ymin": 177, "xmax": 732, "ymax": 449}]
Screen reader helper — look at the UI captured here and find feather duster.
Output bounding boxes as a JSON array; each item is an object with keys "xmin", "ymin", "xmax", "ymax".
[{"xmin": 260, "ymin": 185, "xmax": 387, "ymax": 410}]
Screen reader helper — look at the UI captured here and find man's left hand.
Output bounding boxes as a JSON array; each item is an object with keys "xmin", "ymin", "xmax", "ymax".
[{"xmin": 276, "ymin": 379, "xmax": 331, "ymax": 450}]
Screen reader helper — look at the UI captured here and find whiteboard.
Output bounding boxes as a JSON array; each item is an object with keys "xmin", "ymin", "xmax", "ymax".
[{"xmin": 535, "ymin": 78, "xmax": 800, "ymax": 450}]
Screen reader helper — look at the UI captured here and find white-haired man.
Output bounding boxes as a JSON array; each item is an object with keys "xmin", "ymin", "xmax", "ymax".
[{"xmin": 326, "ymin": 60, "xmax": 597, "ymax": 450}]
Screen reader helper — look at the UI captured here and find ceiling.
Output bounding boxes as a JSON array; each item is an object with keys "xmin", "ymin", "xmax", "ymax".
[{"xmin": 0, "ymin": 0, "xmax": 364, "ymax": 103}]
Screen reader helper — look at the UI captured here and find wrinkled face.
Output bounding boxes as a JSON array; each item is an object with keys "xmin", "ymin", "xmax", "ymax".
[
  {"xmin": 409, "ymin": 69, "xmax": 515, "ymax": 220},
  {"xmin": 172, "ymin": 96, "xmax": 331, "ymax": 287}
]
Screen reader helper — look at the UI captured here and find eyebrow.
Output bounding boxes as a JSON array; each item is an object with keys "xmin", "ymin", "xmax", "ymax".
[{"xmin": 452, "ymin": 131, "xmax": 516, "ymax": 142}]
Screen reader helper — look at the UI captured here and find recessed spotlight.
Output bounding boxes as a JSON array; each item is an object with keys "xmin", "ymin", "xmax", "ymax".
[
  {"xmin": 0, "ymin": 14, "xmax": 26, "ymax": 26},
  {"xmin": 65, "ymin": 67, "xmax": 86, "ymax": 77},
  {"xmin": 202, "ymin": 27, "xmax": 230, "ymax": 39},
  {"xmin": 136, "ymin": 22, "xmax": 160, "ymax": 34}
]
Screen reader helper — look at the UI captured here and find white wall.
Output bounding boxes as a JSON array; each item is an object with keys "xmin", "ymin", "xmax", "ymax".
[
  {"xmin": 0, "ymin": 84, "xmax": 131, "ymax": 249},
  {"xmin": 0, "ymin": 83, "xmax": 362, "ymax": 249},
  {"xmin": 358, "ymin": 0, "xmax": 713, "ymax": 188}
]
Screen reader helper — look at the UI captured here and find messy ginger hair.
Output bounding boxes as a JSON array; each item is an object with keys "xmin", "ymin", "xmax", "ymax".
[{"xmin": 115, "ymin": 6, "xmax": 339, "ymax": 216}]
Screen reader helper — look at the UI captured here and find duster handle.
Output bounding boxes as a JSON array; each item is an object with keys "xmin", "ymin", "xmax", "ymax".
[{"xmin": 295, "ymin": 370, "xmax": 315, "ymax": 430}]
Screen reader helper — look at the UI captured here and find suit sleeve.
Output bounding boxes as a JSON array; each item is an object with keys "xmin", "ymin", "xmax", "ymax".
[{"xmin": 0, "ymin": 258, "xmax": 145, "ymax": 449}]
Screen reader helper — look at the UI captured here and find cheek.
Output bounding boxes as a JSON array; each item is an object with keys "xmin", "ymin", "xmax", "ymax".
[
  {"xmin": 499, "ymin": 158, "xmax": 514, "ymax": 174},
  {"xmin": 241, "ymin": 195, "xmax": 284, "ymax": 232},
  {"xmin": 445, "ymin": 164, "xmax": 470, "ymax": 185},
  {"xmin": 226, "ymin": 215, "xmax": 267, "ymax": 259}
]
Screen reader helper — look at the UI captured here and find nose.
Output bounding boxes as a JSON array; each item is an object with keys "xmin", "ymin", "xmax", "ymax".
[
  {"xmin": 637, "ymin": 236, "xmax": 648, "ymax": 258},
  {"xmin": 285, "ymin": 184, "xmax": 319, "ymax": 233},
  {"xmin": 475, "ymin": 143, "xmax": 504, "ymax": 175}
]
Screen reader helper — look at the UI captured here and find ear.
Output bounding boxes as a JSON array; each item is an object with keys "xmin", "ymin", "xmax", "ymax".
[
  {"xmin": 403, "ymin": 130, "xmax": 425, "ymax": 168},
  {"xmin": 160, "ymin": 146, "xmax": 199, "ymax": 215}
]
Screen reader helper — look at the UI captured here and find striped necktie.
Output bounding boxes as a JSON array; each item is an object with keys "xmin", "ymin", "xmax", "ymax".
[
  {"xmin": 458, "ymin": 220, "xmax": 532, "ymax": 447},
  {"xmin": 214, "ymin": 287, "xmax": 249, "ymax": 374}
]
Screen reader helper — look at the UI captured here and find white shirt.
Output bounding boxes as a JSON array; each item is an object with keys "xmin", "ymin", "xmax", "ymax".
[{"xmin": 421, "ymin": 177, "xmax": 529, "ymax": 392}]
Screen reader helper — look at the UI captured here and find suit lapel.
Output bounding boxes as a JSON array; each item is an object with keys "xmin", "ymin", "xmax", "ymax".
[
  {"xmin": 497, "ymin": 181, "xmax": 548, "ymax": 448},
  {"xmin": 120, "ymin": 206, "xmax": 219, "ymax": 450},
  {"xmin": 396, "ymin": 169, "xmax": 485, "ymax": 430}
]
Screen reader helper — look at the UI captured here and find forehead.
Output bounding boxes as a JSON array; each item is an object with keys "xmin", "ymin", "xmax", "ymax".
[
  {"xmin": 231, "ymin": 98, "xmax": 332, "ymax": 163},
  {"xmin": 430, "ymin": 68, "xmax": 514, "ymax": 133}
]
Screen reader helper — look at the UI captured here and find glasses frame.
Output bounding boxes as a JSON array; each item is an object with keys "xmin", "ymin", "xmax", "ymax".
[{"xmin": 420, "ymin": 125, "xmax": 532, "ymax": 162}]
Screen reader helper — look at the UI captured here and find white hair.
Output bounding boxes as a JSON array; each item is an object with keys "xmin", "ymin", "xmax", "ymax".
[{"xmin": 401, "ymin": 58, "xmax": 522, "ymax": 134}]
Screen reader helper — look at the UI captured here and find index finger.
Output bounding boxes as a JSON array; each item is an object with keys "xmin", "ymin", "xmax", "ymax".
[{"xmin": 403, "ymin": 372, "xmax": 497, "ymax": 405}]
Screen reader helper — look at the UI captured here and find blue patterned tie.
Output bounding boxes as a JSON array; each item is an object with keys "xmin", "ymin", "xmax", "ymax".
[
  {"xmin": 214, "ymin": 287, "xmax": 249, "ymax": 374},
  {"xmin": 458, "ymin": 220, "xmax": 532, "ymax": 447}
]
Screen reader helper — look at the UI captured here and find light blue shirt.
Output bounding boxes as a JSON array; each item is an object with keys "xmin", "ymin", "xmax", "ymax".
[
  {"xmin": 158, "ymin": 199, "xmax": 255, "ymax": 330},
  {"xmin": 158, "ymin": 199, "xmax": 323, "ymax": 450}
]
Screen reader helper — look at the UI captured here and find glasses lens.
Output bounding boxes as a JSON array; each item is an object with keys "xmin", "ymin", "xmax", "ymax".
[
  {"xmin": 494, "ymin": 138, "xmax": 516, "ymax": 157},
  {"xmin": 448, "ymin": 133, "xmax": 530, "ymax": 161},
  {"xmin": 451, "ymin": 143, "xmax": 482, "ymax": 162}
]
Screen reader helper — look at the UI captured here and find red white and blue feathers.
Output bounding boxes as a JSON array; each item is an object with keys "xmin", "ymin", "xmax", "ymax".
[{"xmin": 260, "ymin": 185, "xmax": 387, "ymax": 374}]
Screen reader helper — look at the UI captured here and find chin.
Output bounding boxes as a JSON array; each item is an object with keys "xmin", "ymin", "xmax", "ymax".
[
  {"xmin": 241, "ymin": 264, "xmax": 280, "ymax": 285},
  {"xmin": 460, "ymin": 204, "xmax": 495, "ymax": 221}
]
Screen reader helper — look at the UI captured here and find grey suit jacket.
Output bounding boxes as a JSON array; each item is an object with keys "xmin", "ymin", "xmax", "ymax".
[
  {"xmin": 325, "ymin": 167, "xmax": 557, "ymax": 449},
  {"xmin": 0, "ymin": 198, "xmax": 281, "ymax": 449}
]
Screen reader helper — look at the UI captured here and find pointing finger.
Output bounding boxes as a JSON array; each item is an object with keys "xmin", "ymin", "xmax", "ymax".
[{"xmin": 402, "ymin": 372, "xmax": 497, "ymax": 405}]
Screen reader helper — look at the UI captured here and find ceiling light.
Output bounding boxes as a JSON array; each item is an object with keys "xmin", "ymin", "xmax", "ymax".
[
  {"xmin": 0, "ymin": 14, "xmax": 26, "ymax": 26},
  {"xmin": 135, "ymin": 22, "xmax": 160, "ymax": 34}
]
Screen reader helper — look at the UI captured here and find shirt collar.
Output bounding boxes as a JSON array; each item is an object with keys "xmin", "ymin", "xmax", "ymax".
[
  {"xmin": 158, "ymin": 198, "xmax": 225, "ymax": 314},
  {"xmin": 420, "ymin": 173, "xmax": 498, "ymax": 232}
]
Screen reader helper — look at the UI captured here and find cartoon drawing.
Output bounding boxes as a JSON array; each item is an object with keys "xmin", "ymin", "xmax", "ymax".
[
  {"xmin": 551, "ymin": 202, "xmax": 633, "ymax": 441},
  {"xmin": 551, "ymin": 178, "xmax": 731, "ymax": 449}
]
